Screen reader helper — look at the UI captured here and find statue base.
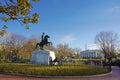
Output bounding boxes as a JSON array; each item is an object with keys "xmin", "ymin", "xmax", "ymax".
[{"xmin": 30, "ymin": 50, "xmax": 56, "ymax": 65}]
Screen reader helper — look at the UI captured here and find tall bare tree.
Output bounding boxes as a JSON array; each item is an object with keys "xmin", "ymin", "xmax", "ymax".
[{"xmin": 95, "ymin": 31, "xmax": 119, "ymax": 62}]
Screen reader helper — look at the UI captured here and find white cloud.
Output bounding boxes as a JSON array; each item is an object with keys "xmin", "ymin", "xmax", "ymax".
[{"xmin": 60, "ymin": 35, "xmax": 76, "ymax": 44}]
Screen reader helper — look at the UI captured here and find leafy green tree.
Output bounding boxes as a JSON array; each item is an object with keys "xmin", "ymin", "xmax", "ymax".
[{"xmin": 0, "ymin": 0, "xmax": 39, "ymax": 36}]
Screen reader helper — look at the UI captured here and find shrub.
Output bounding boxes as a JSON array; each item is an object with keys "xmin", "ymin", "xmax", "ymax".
[{"xmin": 0, "ymin": 63, "xmax": 109, "ymax": 76}]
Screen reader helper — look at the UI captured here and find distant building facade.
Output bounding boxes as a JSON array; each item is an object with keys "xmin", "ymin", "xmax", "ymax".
[{"xmin": 81, "ymin": 50, "xmax": 104, "ymax": 58}]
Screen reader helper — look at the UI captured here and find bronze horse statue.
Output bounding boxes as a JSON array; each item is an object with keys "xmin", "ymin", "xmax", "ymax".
[{"xmin": 35, "ymin": 35, "xmax": 52, "ymax": 49}]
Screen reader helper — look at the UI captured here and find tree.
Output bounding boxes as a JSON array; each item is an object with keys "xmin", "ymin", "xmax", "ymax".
[
  {"xmin": 56, "ymin": 43, "xmax": 74, "ymax": 57},
  {"xmin": 0, "ymin": 0, "xmax": 39, "ymax": 36},
  {"xmin": 73, "ymin": 48, "xmax": 81, "ymax": 59},
  {"xmin": 0, "ymin": 32, "xmax": 27, "ymax": 59},
  {"xmin": 19, "ymin": 37, "xmax": 37, "ymax": 59},
  {"xmin": 95, "ymin": 31, "xmax": 119, "ymax": 62},
  {"xmin": 0, "ymin": 34, "xmax": 9, "ymax": 60}
]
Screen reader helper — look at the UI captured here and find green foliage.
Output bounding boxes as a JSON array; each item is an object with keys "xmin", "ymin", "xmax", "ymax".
[
  {"xmin": 0, "ymin": 63, "xmax": 109, "ymax": 76},
  {"xmin": 0, "ymin": 53, "xmax": 5, "ymax": 62},
  {"xmin": 26, "ymin": 26, "xmax": 30, "ymax": 30},
  {"xmin": 23, "ymin": 13, "xmax": 39, "ymax": 24},
  {"xmin": 0, "ymin": 0, "xmax": 39, "ymax": 36},
  {"xmin": 0, "ymin": 29, "xmax": 7, "ymax": 37},
  {"xmin": 2, "ymin": 25, "xmax": 8, "ymax": 29},
  {"xmin": 0, "ymin": 0, "xmax": 32, "ymax": 18},
  {"xmin": 32, "ymin": 0, "xmax": 40, "ymax": 2},
  {"xmin": 0, "ymin": 25, "xmax": 8, "ymax": 36}
]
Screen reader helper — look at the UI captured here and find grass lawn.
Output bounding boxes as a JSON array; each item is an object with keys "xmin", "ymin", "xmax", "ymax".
[{"xmin": 0, "ymin": 63, "xmax": 110, "ymax": 76}]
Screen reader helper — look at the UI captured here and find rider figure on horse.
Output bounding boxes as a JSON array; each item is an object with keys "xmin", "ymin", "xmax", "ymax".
[
  {"xmin": 41, "ymin": 32, "xmax": 45, "ymax": 43},
  {"xmin": 36, "ymin": 32, "xmax": 52, "ymax": 49}
]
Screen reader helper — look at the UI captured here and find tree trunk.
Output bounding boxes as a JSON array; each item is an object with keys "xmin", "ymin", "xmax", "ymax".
[{"xmin": 108, "ymin": 58, "xmax": 112, "ymax": 72}]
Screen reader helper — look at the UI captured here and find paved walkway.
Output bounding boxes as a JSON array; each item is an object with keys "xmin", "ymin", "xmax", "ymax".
[{"xmin": 0, "ymin": 66, "xmax": 120, "ymax": 80}]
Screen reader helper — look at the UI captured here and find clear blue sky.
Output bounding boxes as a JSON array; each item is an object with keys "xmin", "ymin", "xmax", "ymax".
[{"xmin": 1, "ymin": 0, "xmax": 120, "ymax": 50}]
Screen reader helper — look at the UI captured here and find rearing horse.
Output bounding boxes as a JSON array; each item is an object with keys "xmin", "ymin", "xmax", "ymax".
[{"xmin": 36, "ymin": 35, "xmax": 52, "ymax": 49}]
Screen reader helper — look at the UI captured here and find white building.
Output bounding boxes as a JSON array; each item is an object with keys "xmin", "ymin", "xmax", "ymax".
[{"xmin": 81, "ymin": 50, "xmax": 104, "ymax": 58}]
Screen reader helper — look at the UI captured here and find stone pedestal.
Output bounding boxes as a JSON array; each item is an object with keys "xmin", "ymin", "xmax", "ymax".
[{"xmin": 30, "ymin": 50, "xmax": 55, "ymax": 65}]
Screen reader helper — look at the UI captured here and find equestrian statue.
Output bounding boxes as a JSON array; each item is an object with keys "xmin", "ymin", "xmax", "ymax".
[{"xmin": 36, "ymin": 32, "xmax": 52, "ymax": 49}]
